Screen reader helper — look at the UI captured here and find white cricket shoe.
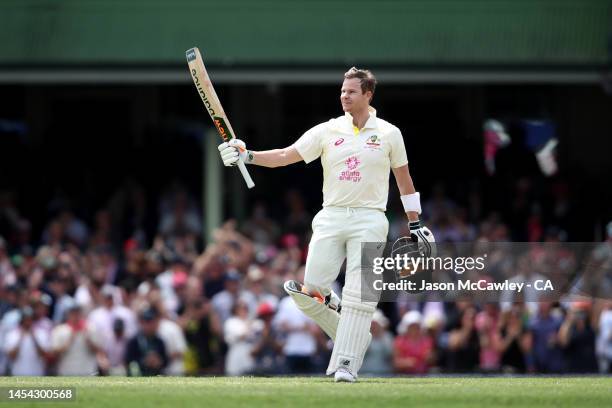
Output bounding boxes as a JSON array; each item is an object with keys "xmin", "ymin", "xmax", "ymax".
[{"xmin": 334, "ymin": 368, "xmax": 356, "ymax": 383}]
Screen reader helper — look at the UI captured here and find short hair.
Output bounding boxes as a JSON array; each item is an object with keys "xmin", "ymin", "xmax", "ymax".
[{"xmin": 344, "ymin": 67, "xmax": 377, "ymax": 96}]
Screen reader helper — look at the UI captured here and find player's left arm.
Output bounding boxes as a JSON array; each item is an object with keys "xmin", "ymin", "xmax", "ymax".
[
  {"xmin": 392, "ymin": 164, "xmax": 436, "ymax": 251},
  {"xmin": 391, "ymin": 164, "xmax": 419, "ymax": 222}
]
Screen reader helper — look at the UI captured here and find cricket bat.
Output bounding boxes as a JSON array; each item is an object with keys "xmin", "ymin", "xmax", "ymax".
[{"xmin": 186, "ymin": 47, "xmax": 255, "ymax": 189}]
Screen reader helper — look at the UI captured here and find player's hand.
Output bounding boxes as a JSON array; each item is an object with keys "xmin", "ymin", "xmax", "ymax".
[
  {"xmin": 409, "ymin": 220, "xmax": 436, "ymax": 257},
  {"xmin": 218, "ymin": 139, "xmax": 249, "ymax": 166}
]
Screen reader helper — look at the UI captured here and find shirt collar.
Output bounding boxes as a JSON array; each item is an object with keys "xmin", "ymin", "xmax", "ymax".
[{"xmin": 343, "ymin": 106, "xmax": 378, "ymax": 133}]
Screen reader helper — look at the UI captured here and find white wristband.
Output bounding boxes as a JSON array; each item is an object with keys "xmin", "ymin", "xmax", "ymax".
[{"xmin": 400, "ymin": 192, "xmax": 421, "ymax": 214}]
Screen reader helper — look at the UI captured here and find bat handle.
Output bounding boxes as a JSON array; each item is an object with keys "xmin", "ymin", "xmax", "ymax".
[{"xmin": 237, "ymin": 160, "xmax": 255, "ymax": 189}]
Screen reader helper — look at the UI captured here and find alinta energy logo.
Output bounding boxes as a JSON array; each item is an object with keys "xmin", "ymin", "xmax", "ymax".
[
  {"xmin": 339, "ymin": 156, "xmax": 361, "ymax": 182},
  {"xmin": 346, "ymin": 156, "xmax": 360, "ymax": 170}
]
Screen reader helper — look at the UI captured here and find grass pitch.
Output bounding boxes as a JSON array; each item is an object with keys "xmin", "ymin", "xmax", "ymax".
[{"xmin": 3, "ymin": 376, "xmax": 611, "ymax": 408}]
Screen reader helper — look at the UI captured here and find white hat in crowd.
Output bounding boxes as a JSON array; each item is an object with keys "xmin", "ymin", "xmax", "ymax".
[
  {"xmin": 371, "ymin": 309, "xmax": 389, "ymax": 328},
  {"xmin": 397, "ymin": 310, "xmax": 422, "ymax": 334}
]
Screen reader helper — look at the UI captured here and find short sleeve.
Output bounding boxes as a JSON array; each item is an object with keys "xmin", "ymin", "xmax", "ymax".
[
  {"xmin": 51, "ymin": 325, "xmax": 70, "ymax": 350},
  {"xmin": 3, "ymin": 329, "xmax": 20, "ymax": 352},
  {"xmin": 34, "ymin": 329, "xmax": 51, "ymax": 351},
  {"xmin": 85, "ymin": 323, "xmax": 104, "ymax": 348},
  {"xmin": 389, "ymin": 128, "xmax": 408, "ymax": 168},
  {"xmin": 293, "ymin": 123, "xmax": 326, "ymax": 164}
]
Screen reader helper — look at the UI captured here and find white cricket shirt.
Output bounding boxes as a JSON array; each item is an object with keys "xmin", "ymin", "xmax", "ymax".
[{"xmin": 293, "ymin": 107, "xmax": 408, "ymax": 210}]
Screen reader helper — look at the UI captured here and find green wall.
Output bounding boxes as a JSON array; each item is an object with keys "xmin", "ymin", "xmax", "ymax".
[{"xmin": 1, "ymin": 0, "xmax": 610, "ymax": 65}]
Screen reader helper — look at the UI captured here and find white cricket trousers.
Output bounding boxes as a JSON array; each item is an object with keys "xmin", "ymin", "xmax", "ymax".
[{"xmin": 303, "ymin": 206, "xmax": 389, "ymax": 298}]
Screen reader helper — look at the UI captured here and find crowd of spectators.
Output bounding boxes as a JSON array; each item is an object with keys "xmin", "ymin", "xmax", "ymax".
[{"xmin": 0, "ymin": 180, "xmax": 611, "ymax": 377}]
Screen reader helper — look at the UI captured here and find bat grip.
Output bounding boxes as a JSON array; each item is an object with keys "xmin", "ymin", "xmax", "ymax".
[{"xmin": 237, "ymin": 160, "xmax": 255, "ymax": 189}]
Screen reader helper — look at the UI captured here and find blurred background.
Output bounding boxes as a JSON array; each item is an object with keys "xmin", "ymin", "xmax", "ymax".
[{"xmin": 0, "ymin": 0, "xmax": 611, "ymax": 377}]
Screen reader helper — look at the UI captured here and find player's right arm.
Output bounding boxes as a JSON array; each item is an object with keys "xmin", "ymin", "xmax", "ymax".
[
  {"xmin": 218, "ymin": 140, "xmax": 303, "ymax": 168},
  {"xmin": 219, "ymin": 122, "xmax": 326, "ymax": 168},
  {"xmin": 249, "ymin": 145, "xmax": 304, "ymax": 168}
]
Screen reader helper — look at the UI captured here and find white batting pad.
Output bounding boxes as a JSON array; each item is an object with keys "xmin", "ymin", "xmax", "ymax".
[
  {"xmin": 284, "ymin": 280, "xmax": 340, "ymax": 339},
  {"xmin": 326, "ymin": 305, "xmax": 373, "ymax": 376}
]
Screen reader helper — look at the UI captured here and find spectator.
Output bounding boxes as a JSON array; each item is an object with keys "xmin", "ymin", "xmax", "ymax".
[
  {"xmin": 250, "ymin": 302, "xmax": 284, "ymax": 375},
  {"xmin": 393, "ymin": 311, "xmax": 434, "ymax": 375},
  {"xmin": 0, "ymin": 283, "xmax": 19, "ymax": 319},
  {"xmin": 125, "ymin": 307, "xmax": 168, "ymax": 376},
  {"xmin": 274, "ymin": 295, "xmax": 317, "ymax": 374},
  {"xmin": 596, "ymin": 300, "xmax": 612, "ymax": 373},
  {"xmin": 0, "ymin": 236, "xmax": 15, "ymax": 285},
  {"xmin": 48, "ymin": 276, "xmax": 74, "ymax": 324},
  {"xmin": 443, "ymin": 305, "xmax": 480, "ymax": 372},
  {"xmin": 223, "ymin": 301, "xmax": 255, "ymax": 376},
  {"xmin": 105, "ymin": 318, "xmax": 129, "ymax": 376},
  {"xmin": 179, "ymin": 297, "xmax": 222, "ymax": 375},
  {"xmin": 242, "ymin": 266, "xmax": 279, "ymax": 317},
  {"xmin": 558, "ymin": 301, "xmax": 598, "ymax": 373},
  {"xmin": 51, "ymin": 303, "xmax": 102, "ymax": 376},
  {"xmin": 528, "ymin": 301, "xmax": 565, "ymax": 373},
  {"xmin": 497, "ymin": 306, "xmax": 529, "ymax": 373},
  {"xmin": 361, "ymin": 310, "xmax": 393, "ymax": 376},
  {"xmin": 88, "ymin": 285, "xmax": 137, "ymax": 351},
  {"xmin": 475, "ymin": 303, "xmax": 501, "ymax": 372},
  {"xmin": 211, "ymin": 270, "xmax": 243, "ymax": 324},
  {"xmin": 3, "ymin": 306, "xmax": 50, "ymax": 376},
  {"xmin": 32, "ymin": 291, "xmax": 53, "ymax": 335},
  {"xmin": 500, "ymin": 254, "xmax": 546, "ymax": 316},
  {"xmin": 154, "ymin": 257, "xmax": 187, "ymax": 317},
  {"xmin": 157, "ymin": 313, "xmax": 187, "ymax": 376},
  {"xmin": 0, "ymin": 284, "xmax": 25, "ymax": 375}
]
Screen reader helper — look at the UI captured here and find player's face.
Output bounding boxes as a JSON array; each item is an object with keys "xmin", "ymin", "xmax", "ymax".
[{"xmin": 340, "ymin": 78, "xmax": 371, "ymax": 113}]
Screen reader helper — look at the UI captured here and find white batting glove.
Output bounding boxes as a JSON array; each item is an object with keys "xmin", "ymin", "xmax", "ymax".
[
  {"xmin": 409, "ymin": 220, "xmax": 436, "ymax": 257},
  {"xmin": 218, "ymin": 139, "xmax": 250, "ymax": 167}
]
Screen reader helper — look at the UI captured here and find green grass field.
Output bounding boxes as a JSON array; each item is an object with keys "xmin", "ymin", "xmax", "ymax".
[{"xmin": 2, "ymin": 376, "xmax": 611, "ymax": 408}]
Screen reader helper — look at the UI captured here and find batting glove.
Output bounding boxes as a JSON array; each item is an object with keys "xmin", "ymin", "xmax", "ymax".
[
  {"xmin": 218, "ymin": 139, "xmax": 250, "ymax": 166},
  {"xmin": 409, "ymin": 220, "xmax": 436, "ymax": 257}
]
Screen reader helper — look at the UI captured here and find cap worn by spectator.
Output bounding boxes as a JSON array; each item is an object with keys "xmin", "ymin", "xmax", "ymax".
[
  {"xmin": 372, "ymin": 309, "xmax": 389, "ymax": 328},
  {"xmin": 139, "ymin": 307, "xmax": 158, "ymax": 322},
  {"xmin": 225, "ymin": 269, "xmax": 241, "ymax": 282},
  {"xmin": 398, "ymin": 310, "xmax": 423, "ymax": 334},
  {"xmin": 247, "ymin": 266, "xmax": 265, "ymax": 282},
  {"xmin": 64, "ymin": 297, "xmax": 81, "ymax": 312},
  {"xmin": 101, "ymin": 285, "xmax": 115, "ymax": 298},
  {"xmin": 256, "ymin": 302, "xmax": 275, "ymax": 318}
]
